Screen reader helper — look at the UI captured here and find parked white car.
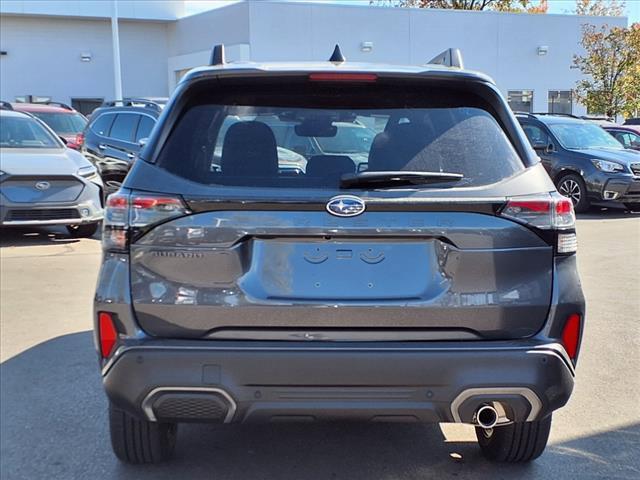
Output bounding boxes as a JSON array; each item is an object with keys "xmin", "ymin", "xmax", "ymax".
[{"xmin": 0, "ymin": 108, "xmax": 104, "ymax": 237}]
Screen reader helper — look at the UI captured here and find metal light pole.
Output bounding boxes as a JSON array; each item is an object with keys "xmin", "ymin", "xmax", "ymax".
[{"xmin": 111, "ymin": 0, "xmax": 123, "ymax": 101}]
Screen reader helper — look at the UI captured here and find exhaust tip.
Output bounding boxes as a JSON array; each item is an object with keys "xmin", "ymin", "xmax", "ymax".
[{"xmin": 475, "ymin": 404, "xmax": 499, "ymax": 429}]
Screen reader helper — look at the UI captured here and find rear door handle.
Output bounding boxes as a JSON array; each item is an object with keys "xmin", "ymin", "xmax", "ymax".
[
  {"xmin": 98, "ymin": 144, "xmax": 107, "ymax": 150},
  {"xmin": 126, "ymin": 153, "xmax": 135, "ymax": 160}
]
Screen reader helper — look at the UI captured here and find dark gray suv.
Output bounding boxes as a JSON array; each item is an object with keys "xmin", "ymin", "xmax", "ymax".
[{"xmin": 95, "ymin": 46, "xmax": 585, "ymax": 465}]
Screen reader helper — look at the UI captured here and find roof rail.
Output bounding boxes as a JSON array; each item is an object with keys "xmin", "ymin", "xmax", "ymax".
[
  {"xmin": 427, "ymin": 48, "xmax": 464, "ymax": 69},
  {"xmin": 101, "ymin": 98, "xmax": 162, "ymax": 111},
  {"xmin": 513, "ymin": 111, "xmax": 537, "ymax": 119},
  {"xmin": 531, "ymin": 112, "xmax": 580, "ymax": 119},
  {"xmin": 43, "ymin": 101, "xmax": 73, "ymax": 111},
  {"xmin": 210, "ymin": 44, "xmax": 225, "ymax": 66},
  {"xmin": 0, "ymin": 100, "xmax": 13, "ymax": 110}
]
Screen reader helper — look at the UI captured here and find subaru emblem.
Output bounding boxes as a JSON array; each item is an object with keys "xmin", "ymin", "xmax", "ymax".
[
  {"xmin": 326, "ymin": 195, "xmax": 366, "ymax": 217},
  {"xmin": 34, "ymin": 181, "xmax": 51, "ymax": 191}
]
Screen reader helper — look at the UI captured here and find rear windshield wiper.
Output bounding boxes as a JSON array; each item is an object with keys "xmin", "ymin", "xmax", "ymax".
[{"xmin": 340, "ymin": 171, "xmax": 464, "ymax": 189}]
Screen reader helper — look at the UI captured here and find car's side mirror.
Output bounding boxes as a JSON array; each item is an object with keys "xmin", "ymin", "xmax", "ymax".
[
  {"xmin": 138, "ymin": 137, "xmax": 148, "ymax": 148},
  {"xmin": 533, "ymin": 142, "xmax": 554, "ymax": 154}
]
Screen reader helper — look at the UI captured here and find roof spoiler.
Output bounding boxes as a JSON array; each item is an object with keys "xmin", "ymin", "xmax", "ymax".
[
  {"xmin": 427, "ymin": 48, "xmax": 464, "ymax": 69},
  {"xmin": 0, "ymin": 100, "xmax": 13, "ymax": 110}
]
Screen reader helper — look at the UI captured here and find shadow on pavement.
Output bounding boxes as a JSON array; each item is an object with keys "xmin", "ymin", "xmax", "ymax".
[
  {"xmin": 1, "ymin": 332, "xmax": 638, "ymax": 480},
  {"xmin": 0, "ymin": 226, "xmax": 100, "ymax": 248},
  {"xmin": 577, "ymin": 207, "xmax": 639, "ymax": 221}
]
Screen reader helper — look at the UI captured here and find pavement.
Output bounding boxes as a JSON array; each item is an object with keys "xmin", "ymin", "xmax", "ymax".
[{"xmin": 1, "ymin": 210, "xmax": 639, "ymax": 480}]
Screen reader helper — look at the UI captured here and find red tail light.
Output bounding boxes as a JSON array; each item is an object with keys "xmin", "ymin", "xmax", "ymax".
[
  {"xmin": 500, "ymin": 193, "xmax": 577, "ymax": 254},
  {"xmin": 309, "ymin": 72, "xmax": 378, "ymax": 82},
  {"xmin": 561, "ymin": 313, "xmax": 582, "ymax": 360},
  {"xmin": 102, "ymin": 192, "xmax": 189, "ymax": 251},
  {"xmin": 98, "ymin": 312, "xmax": 118, "ymax": 359},
  {"xmin": 75, "ymin": 132, "xmax": 84, "ymax": 147}
]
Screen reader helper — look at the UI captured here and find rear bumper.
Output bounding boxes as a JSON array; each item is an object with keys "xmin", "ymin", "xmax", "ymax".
[{"xmin": 102, "ymin": 340, "xmax": 575, "ymax": 425}]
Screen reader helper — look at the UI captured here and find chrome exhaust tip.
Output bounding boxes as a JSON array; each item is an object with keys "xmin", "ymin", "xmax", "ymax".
[{"xmin": 475, "ymin": 404, "xmax": 499, "ymax": 429}]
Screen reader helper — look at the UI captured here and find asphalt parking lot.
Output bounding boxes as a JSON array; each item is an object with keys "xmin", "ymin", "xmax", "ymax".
[{"xmin": 1, "ymin": 210, "xmax": 639, "ymax": 480}]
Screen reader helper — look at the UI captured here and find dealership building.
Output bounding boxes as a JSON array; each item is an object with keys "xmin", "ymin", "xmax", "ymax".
[{"xmin": 0, "ymin": 0, "xmax": 627, "ymax": 115}]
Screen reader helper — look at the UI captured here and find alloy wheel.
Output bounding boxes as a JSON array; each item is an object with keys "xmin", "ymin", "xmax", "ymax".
[{"xmin": 558, "ymin": 179, "xmax": 581, "ymax": 206}]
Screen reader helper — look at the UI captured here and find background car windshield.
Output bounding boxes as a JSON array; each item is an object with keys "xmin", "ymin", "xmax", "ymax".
[
  {"xmin": 158, "ymin": 103, "xmax": 523, "ymax": 190},
  {"xmin": 550, "ymin": 123, "xmax": 624, "ymax": 150},
  {"xmin": 0, "ymin": 116, "xmax": 61, "ymax": 148},
  {"xmin": 31, "ymin": 112, "xmax": 87, "ymax": 134},
  {"xmin": 316, "ymin": 124, "xmax": 375, "ymax": 153}
]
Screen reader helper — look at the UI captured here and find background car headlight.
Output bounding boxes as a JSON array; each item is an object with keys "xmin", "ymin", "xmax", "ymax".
[{"xmin": 591, "ymin": 159, "xmax": 624, "ymax": 173}]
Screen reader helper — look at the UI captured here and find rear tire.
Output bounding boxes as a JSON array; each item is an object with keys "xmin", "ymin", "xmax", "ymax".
[
  {"xmin": 66, "ymin": 222, "xmax": 99, "ymax": 238},
  {"xmin": 109, "ymin": 403, "xmax": 177, "ymax": 464},
  {"xmin": 475, "ymin": 415, "xmax": 552, "ymax": 462},
  {"xmin": 556, "ymin": 173, "xmax": 590, "ymax": 213}
]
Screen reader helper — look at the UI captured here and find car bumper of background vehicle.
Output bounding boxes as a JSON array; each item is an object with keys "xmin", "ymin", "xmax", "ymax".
[
  {"xmin": 589, "ymin": 174, "xmax": 640, "ymax": 203},
  {"xmin": 0, "ymin": 185, "xmax": 104, "ymax": 226},
  {"xmin": 102, "ymin": 341, "xmax": 575, "ymax": 426}
]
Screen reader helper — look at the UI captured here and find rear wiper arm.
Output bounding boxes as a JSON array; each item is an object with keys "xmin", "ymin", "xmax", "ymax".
[{"xmin": 340, "ymin": 171, "xmax": 464, "ymax": 189}]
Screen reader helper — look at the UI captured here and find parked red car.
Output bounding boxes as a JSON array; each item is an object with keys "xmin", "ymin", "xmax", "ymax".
[
  {"xmin": 603, "ymin": 125, "xmax": 640, "ymax": 151},
  {"xmin": 11, "ymin": 102, "xmax": 87, "ymax": 150}
]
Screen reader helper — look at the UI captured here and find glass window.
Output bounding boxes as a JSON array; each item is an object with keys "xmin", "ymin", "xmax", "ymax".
[
  {"xmin": 508, "ymin": 90, "xmax": 534, "ymax": 113},
  {"xmin": 612, "ymin": 131, "xmax": 640, "ymax": 149},
  {"xmin": 521, "ymin": 123, "xmax": 549, "ymax": 147},
  {"xmin": 548, "ymin": 91, "xmax": 573, "ymax": 115},
  {"xmin": 90, "ymin": 114, "xmax": 115, "ymax": 136},
  {"xmin": 157, "ymin": 90, "xmax": 525, "ymax": 190},
  {"xmin": 135, "ymin": 116, "xmax": 155, "ymax": 142},
  {"xmin": 549, "ymin": 123, "xmax": 623, "ymax": 150},
  {"xmin": 0, "ymin": 115, "xmax": 62, "ymax": 148},
  {"xmin": 109, "ymin": 114, "xmax": 139, "ymax": 142},
  {"xmin": 31, "ymin": 112, "xmax": 87, "ymax": 135}
]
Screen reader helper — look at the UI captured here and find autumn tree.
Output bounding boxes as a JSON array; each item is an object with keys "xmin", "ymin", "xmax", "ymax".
[
  {"xmin": 575, "ymin": 0, "xmax": 625, "ymax": 17},
  {"xmin": 375, "ymin": 0, "xmax": 548, "ymax": 13},
  {"xmin": 573, "ymin": 23, "xmax": 640, "ymax": 118}
]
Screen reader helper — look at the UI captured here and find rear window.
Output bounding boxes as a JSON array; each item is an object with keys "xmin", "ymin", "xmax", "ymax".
[
  {"xmin": 31, "ymin": 112, "xmax": 87, "ymax": 135},
  {"xmin": 156, "ymin": 84, "xmax": 523, "ymax": 190}
]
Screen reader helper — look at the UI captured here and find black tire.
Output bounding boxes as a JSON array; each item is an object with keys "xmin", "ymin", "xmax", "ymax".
[
  {"xmin": 556, "ymin": 173, "xmax": 590, "ymax": 213},
  {"xmin": 66, "ymin": 222, "xmax": 99, "ymax": 238},
  {"xmin": 624, "ymin": 203, "xmax": 640, "ymax": 212},
  {"xmin": 109, "ymin": 403, "xmax": 177, "ymax": 464},
  {"xmin": 476, "ymin": 415, "xmax": 552, "ymax": 463}
]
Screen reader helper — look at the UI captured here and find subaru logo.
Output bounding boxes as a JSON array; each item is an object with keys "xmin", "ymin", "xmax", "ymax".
[
  {"xmin": 34, "ymin": 181, "xmax": 50, "ymax": 191},
  {"xmin": 326, "ymin": 195, "xmax": 366, "ymax": 217}
]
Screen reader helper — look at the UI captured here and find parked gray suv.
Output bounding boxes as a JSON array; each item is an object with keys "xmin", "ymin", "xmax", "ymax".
[{"xmin": 95, "ymin": 46, "xmax": 585, "ymax": 465}]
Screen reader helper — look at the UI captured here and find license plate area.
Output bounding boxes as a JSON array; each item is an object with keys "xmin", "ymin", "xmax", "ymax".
[{"xmin": 240, "ymin": 238, "xmax": 444, "ymax": 301}]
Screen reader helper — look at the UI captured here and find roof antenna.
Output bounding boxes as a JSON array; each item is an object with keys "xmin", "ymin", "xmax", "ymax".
[
  {"xmin": 329, "ymin": 44, "xmax": 346, "ymax": 63},
  {"xmin": 210, "ymin": 44, "xmax": 226, "ymax": 66}
]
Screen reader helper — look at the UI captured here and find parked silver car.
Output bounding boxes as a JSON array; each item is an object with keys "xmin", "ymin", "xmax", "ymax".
[{"xmin": 0, "ymin": 108, "xmax": 104, "ymax": 237}]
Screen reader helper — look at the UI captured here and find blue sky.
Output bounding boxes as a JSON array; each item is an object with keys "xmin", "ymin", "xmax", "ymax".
[{"xmin": 184, "ymin": 0, "xmax": 639, "ymax": 24}]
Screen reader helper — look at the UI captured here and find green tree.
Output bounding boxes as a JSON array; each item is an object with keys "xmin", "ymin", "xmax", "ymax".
[{"xmin": 573, "ymin": 23, "xmax": 640, "ymax": 118}]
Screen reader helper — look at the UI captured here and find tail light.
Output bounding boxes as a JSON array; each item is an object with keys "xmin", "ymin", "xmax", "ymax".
[
  {"xmin": 98, "ymin": 312, "xmax": 118, "ymax": 359},
  {"xmin": 500, "ymin": 193, "xmax": 577, "ymax": 254},
  {"xmin": 103, "ymin": 191, "xmax": 190, "ymax": 251},
  {"xmin": 561, "ymin": 313, "xmax": 582, "ymax": 361},
  {"xmin": 75, "ymin": 132, "xmax": 84, "ymax": 147},
  {"xmin": 309, "ymin": 72, "xmax": 378, "ymax": 82}
]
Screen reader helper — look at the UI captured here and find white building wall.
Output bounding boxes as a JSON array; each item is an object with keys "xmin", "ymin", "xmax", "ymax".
[
  {"xmin": 0, "ymin": 15, "xmax": 169, "ymax": 104},
  {"xmin": 0, "ymin": 0, "xmax": 183, "ymax": 21}
]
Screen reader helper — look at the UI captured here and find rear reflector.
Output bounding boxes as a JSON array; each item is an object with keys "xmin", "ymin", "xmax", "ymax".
[
  {"xmin": 557, "ymin": 233, "xmax": 578, "ymax": 254},
  {"xmin": 98, "ymin": 312, "xmax": 118, "ymax": 359},
  {"xmin": 309, "ymin": 72, "xmax": 378, "ymax": 82},
  {"xmin": 561, "ymin": 313, "xmax": 581, "ymax": 360}
]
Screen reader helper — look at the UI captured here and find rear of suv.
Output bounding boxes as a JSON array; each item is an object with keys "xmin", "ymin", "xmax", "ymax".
[
  {"xmin": 80, "ymin": 98, "xmax": 163, "ymax": 195},
  {"xmin": 95, "ymin": 46, "xmax": 585, "ymax": 465}
]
